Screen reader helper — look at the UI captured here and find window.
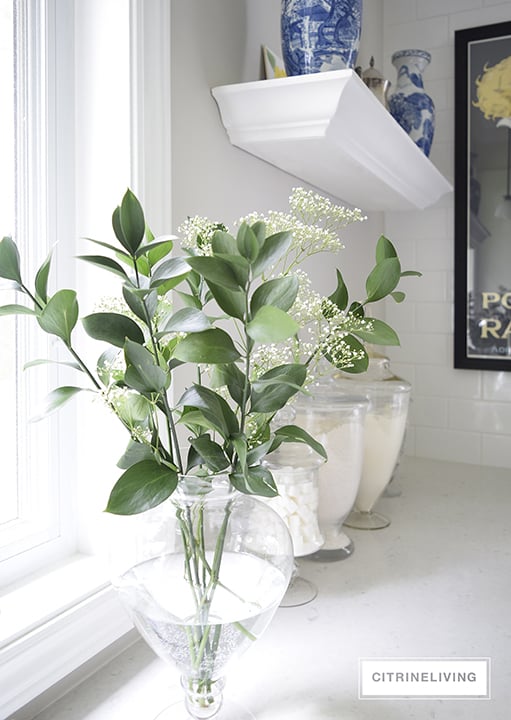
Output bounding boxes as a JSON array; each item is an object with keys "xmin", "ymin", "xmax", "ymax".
[
  {"xmin": 0, "ymin": 1, "xmax": 171, "ymax": 716},
  {"xmin": 0, "ymin": 0, "xmax": 75, "ymax": 588}
]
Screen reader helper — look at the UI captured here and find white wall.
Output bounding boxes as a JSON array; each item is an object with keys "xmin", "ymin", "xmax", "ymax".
[
  {"xmin": 383, "ymin": 0, "xmax": 511, "ymax": 469},
  {"xmin": 169, "ymin": 0, "xmax": 511, "ymax": 470}
]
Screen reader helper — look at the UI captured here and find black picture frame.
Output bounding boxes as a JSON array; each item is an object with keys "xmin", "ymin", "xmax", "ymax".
[{"xmin": 454, "ymin": 20, "xmax": 511, "ymax": 371}]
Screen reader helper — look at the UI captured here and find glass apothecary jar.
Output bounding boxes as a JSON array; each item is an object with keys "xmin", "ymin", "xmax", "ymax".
[
  {"xmin": 262, "ymin": 443, "xmax": 324, "ymax": 606},
  {"xmin": 293, "ymin": 377, "xmax": 369, "ymax": 561},
  {"xmin": 335, "ymin": 357, "xmax": 411, "ymax": 530}
]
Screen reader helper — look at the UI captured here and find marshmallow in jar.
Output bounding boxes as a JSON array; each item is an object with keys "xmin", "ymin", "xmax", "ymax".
[
  {"xmin": 335, "ymin": 357, "xmax": 411, "ymax": 529},
  {"xmin": 262, "ymin": 444, "xmax": 323, "ymax": 557},
  {"xmin": 293, "ymin": 377, "xmax": 369, "ymax": 560}
]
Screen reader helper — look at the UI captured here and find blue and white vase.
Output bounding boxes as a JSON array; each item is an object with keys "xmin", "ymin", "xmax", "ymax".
[
  {"xmin": 281, "ymin": 0, "xmax": 362, "ymax": 76},
  {"xmin": 388, "ymin": 49, "xmax": 435, "ymax": 157}
]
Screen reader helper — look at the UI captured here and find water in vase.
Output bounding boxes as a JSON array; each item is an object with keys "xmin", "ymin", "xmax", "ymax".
[{"xmin": 116, "ymin": 551, "xmax": 287, "ymax": 680}]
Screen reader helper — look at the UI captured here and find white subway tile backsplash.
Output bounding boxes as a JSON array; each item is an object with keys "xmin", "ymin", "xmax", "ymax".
[
  {"xmin": 385, "ymin": 298, "xmax": 416, "ymax": 332},
  {"xmin": 413, "ymin": 395, "xmax": 449, "ymax": 427},
  {"xmin": 482, "ymin": 370, "xmax": 511, "ymax": 401},
  {"xmin": 385, "ymin": 16, "xmax": 450, "ymax": 53},
  {"xmin": 384, "ymin": 0, "xmax": 418, "ymax": 26},
  {"xmin": 418, "ymin": 0, "xmax": 482, "ymax": 20},
  {"xmin": 449, "ymin": 398, "xmax": 511, "ymax": 432},
  {"xmin": 426, "ymin": 77, "xmax": 449, "ymax": 111},
  {"xmin": 416, "ymin": 232, "xmax": 453, "ymax": 271},
  {"xmin": 395, "ymin": 331, "xmax": 450, "ymax": 365},
  {"xmin": 449, "ymin": 5, "xmax": 511, "ymax": 33},
  {"xmin": 401, "ymin": 270, "xmax": 450, "ymax": 303},
  {"xmin": 430, "ymin": 141, "xmax": 455, "ymax": 181},
  {"xmin": 481, "ymin": 434, "xmax": 511, "ymax": 468},
  {"xmin": 433, "ymin": 109, "xmax": 454, "ymax": 146},
  {"xmin": 415, "ymin": 426, "xmax": 482, "ymax": 463},
  {"xmin": 415, "ymin": 301, "xmax": 453, "ymax": 333},
  {"xmin": 415, "ymin": 365, "xmax": 482, "ymax": 398}
]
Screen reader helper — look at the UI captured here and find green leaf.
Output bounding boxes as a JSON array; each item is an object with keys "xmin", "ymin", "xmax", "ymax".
[
  {"xmin": 119, "ymin": 189, "xmax": 146, "ymax": 254},
  {"xmin": 189, "ymin": 435, "xmax": 230, "ymax": 472},
  {"xmin": 122, "ymin": 285, "xmax": 158, "ymax": 322},
  {"xmin": 353, "ymin": 317, "xmax": 400, "ymax": 346},
  {"xmin": 365, "ymin": 257, "xmax": 401, "ymax": 304},
  {"xmin": 230, "ymin": 465, "xmax": 278, "ymax": 497},
  {"xmin": 186, "ymin": 255, "xmax": 241, "ymax": 290},
  {"xmin": 35, "ymin": 248, "xmax": 53, "ymax": 304},
  {"xmin": 83, "ymin": 236, "xmax": 133, "ymax": 262},
  {"xmin": 150, "ymin": 257, "xmax": 190, "ymax": 288},
  {"xmin": 274, "ymin": 424, "xmax": 327, "ymax": 460},
  {"xmin": 247, "ymin": 306, "xmax": 299, "ymax": 343},
  {"xmin": 231, "ymin": 433, "xmax": 248, "ymax": 471},
  {"xmin": 175, "ymin": 292, "xmax": 200, "ymax": 311},
  {"xmin": 214, "ymin": 253, "xmax": 250, "ymax": 287},
  {"xmin": 116, "ymin": 439, "xmax": 155, "ymax": 470},
  {"xmin": 401, "ymin": 270, "xmax": 422, "ymax": 277},
  {"xmin": 37, "ymin": 289, "xmax": 78, "ymax": 344},
  {"xmin": 328, "ymin": 269, "xmax": 349, "ymax": 311},
  {"xmin": 97, "ymin": 347, "xmax": 122, "ymax": 385},
  {"xmin": 236, "ymin": 223, "xmax": 259, "ymax": 262},
  {"xmin": 252, "ymin": 231, "xmax": 292, "ymax": 277},
  {"xmin": 24, "ymin": 357, "xmax": 82, "ymax": 371},
  {"xmin": 83, "ymin": 312, "xmax": 145, "ymax": 348},
  {"xmin": 77, "ymin": 254, "xmax": 130, "ymax": 280},
  {"xmin": 124, "ymin": 338, "xmax": 168, "ymax": 393},
  {"xmin": 207, "ymin": 282, "xmax": 245, "ymax": 320},
  {"xmin": 211, "ymin": 230, "xmax": 237, "ymax": 255},
  {"xmin": 134, "ymin": 236, "xmax": 175, "ymax": 260},
  {"xmin": 375, "ymin": 235, "xmax": 398, "ymax": 262},
  {"xmin": 250, "ymin": 275, "xmax": 298, "ymax": 315},
  {"xmin": 249, "ymin": 221, "xmax": 267, "ymax": 245},
  {"xmin": 0, "ymin": 303, "xmax": 37, "ymax": 316},
  {"xmin": 178, "ymin": 384, "xmax": 239, "ymax": 438},
  {"xmin": 391, "ymin": 291, "xmax": 406, "ymax": 303},
  {"xmin": 209, "ymin": 362, "xmax": 246, "ymax": 406},
  {"xmin": 106, "ymin": 459, "xmax": 178, "ymax": 515},
  {"xmin": 162, "ymin": 307, "xmax": 211, "ymax": 333},
  {"xmin": 0, "ymin": 236, "xmax": 22, "ymax": 284},
  {"xmin": 246, "ymin": 438, "xmax": 275, "ymax": 466},
  {"xmin": 174, "ymin": 328, "xmax": 241, "ymax": 364},
  {"xmin": 250, "ymin": 363, "xmax": 307, "ymax": 413},
  {"xmin": 30, "ymin": 386, "xmax": 87, "ymax": 422}
]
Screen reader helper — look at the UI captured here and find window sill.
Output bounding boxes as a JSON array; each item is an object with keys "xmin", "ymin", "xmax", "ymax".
[{"xmin": 0, "ymin": 554, "xmax": 133, "ymax": 718}]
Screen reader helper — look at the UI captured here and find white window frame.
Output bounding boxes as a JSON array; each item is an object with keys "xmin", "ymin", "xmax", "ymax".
[
  {"xmin": 0, "ymin": 0, "xmax": 76, "ymax": 588},
  {"xmin": 0, "ymin": 1, "xmax": 172, "ymax": 716}
]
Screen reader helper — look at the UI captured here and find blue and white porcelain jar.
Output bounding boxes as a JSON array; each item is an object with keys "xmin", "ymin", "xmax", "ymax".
[
  {"xmin": 388, "ymin": 49, "xmax": 435, "ymax": 157},
  {"xmin": 281, "ymin": 0, "xmax": 362, "ymax": 76}
]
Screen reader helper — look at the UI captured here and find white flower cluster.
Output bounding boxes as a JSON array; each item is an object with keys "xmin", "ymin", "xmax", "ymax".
[
  {"xmin": 178, "ymin": 216, "xmax": 227, "ymax": 256},
  {"xmin": 251, "ymin": 342, "xmax": 294, "ymax": 380},
  {"xmin": 289, "ymin": 187, "xmax": 365, "ymax": 230},
  {"xmin": 289, "ymin": 270, "xmax": 324, "ymax": 325},
  {"xmin": 240, "ymin": 187, "xmax": 366, "ymax": 274}
]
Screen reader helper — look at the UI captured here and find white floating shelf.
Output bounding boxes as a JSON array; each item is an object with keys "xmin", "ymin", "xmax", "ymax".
[{"xmin": 212, "ymin": 70, "xmax": 452, "ymax": 212}]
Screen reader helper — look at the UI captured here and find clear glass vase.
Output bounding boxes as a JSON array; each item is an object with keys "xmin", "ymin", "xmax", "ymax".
[{"xmin": 108, "ymin": 475, "xmax": 294, "ymax": 719}]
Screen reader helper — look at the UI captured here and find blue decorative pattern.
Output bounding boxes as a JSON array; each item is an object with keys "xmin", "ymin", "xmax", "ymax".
[
  {"xmin": 388, "ymin": 50, "xmax": 435, "ymax": 157},
  {"xmin": 281, "ymin": 0, "xmax": 362, "ymax": 76}
]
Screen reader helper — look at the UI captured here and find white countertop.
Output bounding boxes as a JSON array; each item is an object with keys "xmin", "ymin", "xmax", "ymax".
[{"xmin": 28, "ymin": 457, "xmax": 511, "ymax": 720}]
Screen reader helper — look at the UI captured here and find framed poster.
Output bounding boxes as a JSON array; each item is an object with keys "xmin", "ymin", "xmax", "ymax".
[{"xmin": 454, "ymin": 20, "xmax": 511, "ymax": 370}]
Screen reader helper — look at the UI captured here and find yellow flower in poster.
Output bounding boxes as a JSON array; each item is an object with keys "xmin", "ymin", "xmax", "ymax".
[{"xmin": 473, "ymin": 55, "xmax": 511, "ymax": 121}]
